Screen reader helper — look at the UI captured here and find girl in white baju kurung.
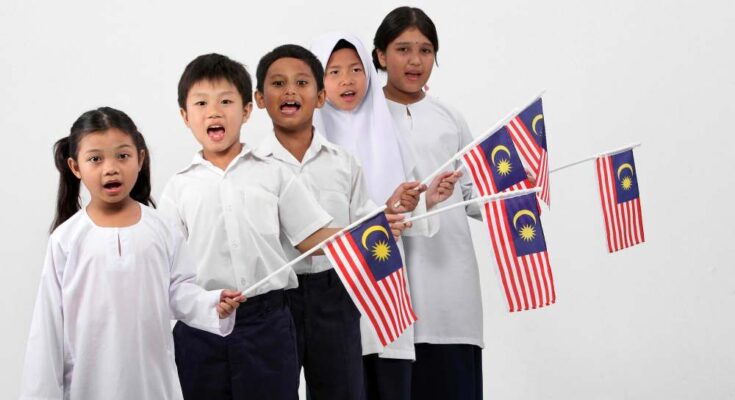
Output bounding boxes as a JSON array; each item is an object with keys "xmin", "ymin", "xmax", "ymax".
[{"xmin": 20, "ymin": 107, "xmax": 241, "ymax": 400}]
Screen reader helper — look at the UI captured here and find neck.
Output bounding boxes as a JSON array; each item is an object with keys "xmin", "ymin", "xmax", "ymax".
[
  {"xmin": 87, "ymin": 196, "xmax": 140, "ymax": 227},
  {"xmin": 274, "ymin": 125, "xmax": 314, "ymax": 163},
  {"xmin": 203, "ymin": 142, "xmax": 243, "ymax": 171},
  {"xmin": 383, "ymin": 84, "xmax": 425, "ymax": 105}
]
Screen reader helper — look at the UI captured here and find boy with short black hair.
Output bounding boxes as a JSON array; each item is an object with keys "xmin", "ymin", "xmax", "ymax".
[{"xmin": 161, "ymin": 52, "xmax": 338, "ymax": 399}]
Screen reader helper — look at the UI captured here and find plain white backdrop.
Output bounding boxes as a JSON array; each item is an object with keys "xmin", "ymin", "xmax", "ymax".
[{"xmin": 1, "ymin": 0, "xmax": 734, "ymax": 398}]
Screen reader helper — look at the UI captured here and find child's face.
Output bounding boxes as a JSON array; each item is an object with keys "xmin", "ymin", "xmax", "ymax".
[
  {"xmin": 377, "ymin": 27, "xmax": 435, "ymax": 96},
  {"xmin": 255, "ymin": 57, "xmax": 325, "ymax": 133},
  {"xmin": 324, "ymin": 48, "xmax": 368, "ymax": 111},
  {"xmin": 67, "ymin": 128, "xmax": 144, "ymax": 208},
  {"xmin": 180, "ymin": 78, "xmax": 252, "ymax": 160}
]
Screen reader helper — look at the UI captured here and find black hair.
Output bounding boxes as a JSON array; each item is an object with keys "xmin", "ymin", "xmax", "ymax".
[
  {"xmin": 372, "ymin": 6, "xmax": 439, "ymax": 71},
  {"xmin": 332, "ymin": 39, "xmax": 357, "ymax": 54},
  {"xmin": 177, "ymin": 53, "xmax": 253, "ymax": 110},
  {"xmin": 255, "ymin": 44, "xmax": 325, "ymax": 93},
  {"xmin": 51, "ymin": 107, "xmax": 155, "ymax": 231}
]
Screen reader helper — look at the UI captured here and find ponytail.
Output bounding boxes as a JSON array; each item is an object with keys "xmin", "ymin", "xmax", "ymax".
[{"xmin": 51, "ymin": 137, "xmax": 81, "ymax": 231}]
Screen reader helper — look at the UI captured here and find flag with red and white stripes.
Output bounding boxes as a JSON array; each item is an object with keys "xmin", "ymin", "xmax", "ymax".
[
  {"xmin": 462, "ymin": 126, "xmax": 532, "ymax": 196},
  {"xmin": 596, "ymin": 150, "xmax": 645, "ymax": 252},
  {"xmin": 483, "ymin": 192, "xmax": 556, "ymax": 312},
  {"xmin": 323, "ymin": 212, "xmax": 416, "ymax": 347},
  {"xmin": 507, "ymin": 98, "xmax": 550, "ymax": 206}
]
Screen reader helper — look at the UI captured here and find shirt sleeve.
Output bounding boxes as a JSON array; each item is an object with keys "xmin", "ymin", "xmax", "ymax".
[
  {"xmin": 168, "ymin": 231, "xmax": 235, "ymax": 336},
  {"xmin": 20, "ymin": 240, "xmax": 67, "ymax": 399},
  {"xmin": 454, "ymin": 110, "xmax": 483, "ymax": 220},
  {"xmin": 158, "ymin": 179, "xmax": 189, "ymax": 238},
  {"xmin": 278, "ymin": 173, "xmax": 333, "ymax": 246},
  {"xmin": 349, "ymin": 156, "xmax": 379, "ymax": 222}
]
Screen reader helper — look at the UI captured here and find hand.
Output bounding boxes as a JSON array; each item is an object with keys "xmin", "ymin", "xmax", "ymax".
[
  {"xmin": 386, "ymin": 181, "xmax": 427, "ymax": 214},
  {"xmin": 525, "ymin": 168, "xmax": 537, "ymax": 186},
  {"xmin": 217, "ymin": 289, "xmax": 245, "ymax": 319},
  {"xmin": 386, "ymin": 213, "xmax": 412, "ymax": 240},
  {"xmin": 426, "ymin": 171, "xmax": 462, "ymax": 209}
]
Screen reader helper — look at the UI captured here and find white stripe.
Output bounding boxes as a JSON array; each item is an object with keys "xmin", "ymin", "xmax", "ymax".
[
  {"xmin": 485, "ymin": 202, "xmax": 518, "ymax": 311},
  {"xmin": 463, "ymin": 149, "xmax": 490, "ymax": 196}
]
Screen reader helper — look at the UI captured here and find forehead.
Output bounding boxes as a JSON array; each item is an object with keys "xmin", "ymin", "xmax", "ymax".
[
  {"xmin": 267, "ymin": 57, "xmax": 315, "ymax": 78},
  {"xmin": 78, "ymin": 128, "xmax": 135, "ymax": 151},
  {"xmin": 327, "ymin": 48, "xmax": 364, "ymax": 67},
  {"xmin": 391, "ymin": 27, "xmax": 433, "ymax": 46},
  {"xmin": 188, "ymin": 78, "xmax": 240, "ymax": 97}
]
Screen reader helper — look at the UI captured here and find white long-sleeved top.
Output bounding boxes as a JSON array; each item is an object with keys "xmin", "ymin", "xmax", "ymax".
[
  {"xmin": 20, "ymin": 204, "xmax": 235, "ymax": 400},
  {"xmin": 387, "ymin": 96, "xmax": 485, "ymax": 348}
]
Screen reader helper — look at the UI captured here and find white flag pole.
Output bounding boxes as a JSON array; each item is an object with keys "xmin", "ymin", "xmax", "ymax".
[
  {"xmin": 403, "ymin": 188, "xmax": 541, "ymax": 224},
  {"xmin": 242, "ymin": 205, "xmax": 388, "ymax": 297},
  {"xmin": 549, "ymin": 142, "xmax": 641, "ymax": 174}
]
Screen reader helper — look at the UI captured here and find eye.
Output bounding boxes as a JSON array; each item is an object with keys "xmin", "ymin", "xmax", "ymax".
[
  {"xmin": 193, "ymin": 100, "xmax": 206, "ymax": 107},
  {"xmin": 221, "ymin": 99, "xmax": 234, "ymax": 105},
  {"xmin": 117, "ymin": 153, "xmax": 131, "ymax": 160},
  {"xmin": 328, "ymin": 70, "xmax": 339, "ymax": 75},
  {"xmin": 297, "ymin": 80, "xmax": 309, "ymax": 86},
  {"xmin": 353, "ymin": 67, "xmax": 363, "ymax": 73},
  {"xmin": 271, "ymin": 80, "xmax": 284, "ymax": 87},
  {"xmin": 87, "ymin": 155, "xmax": 101, "ymax": 163},
  {"xmin": 421, "ymin": 47, "xmax": 434, "ymax": 54},
  {"xmin": 396, "ymin": 47, "xmax": 408, "ymax": 53}
]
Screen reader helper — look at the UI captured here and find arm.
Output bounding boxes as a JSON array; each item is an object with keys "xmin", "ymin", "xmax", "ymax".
[{"xmin": 20, "ymin": 241, "xmax": 66, "ymax": 399}]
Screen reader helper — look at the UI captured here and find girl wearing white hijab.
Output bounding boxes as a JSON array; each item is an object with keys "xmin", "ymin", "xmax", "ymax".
[{"xmin": 312, "ymin": 32, "xmax": 459, "ymax": 400}]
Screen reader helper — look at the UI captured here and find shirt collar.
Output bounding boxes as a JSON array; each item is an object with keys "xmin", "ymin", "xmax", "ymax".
[
  {"xmin": 176, "ymin": 144, "xmax": 252, "ymax": 174},
  {"xmin": 254, "ymin": 128, "xmax": 337, "ymax": 166}
]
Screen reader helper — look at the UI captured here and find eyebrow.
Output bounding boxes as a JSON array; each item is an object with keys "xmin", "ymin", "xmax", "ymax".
[
  {"xmin": 81, "ymin": 144, "xmax": 134, "ymax": 154},
  {"xmin": 393, "ymin": 41, "xmax": 433, "ymax": 47},
  {"xmin": 189, "ymin": 90, "xmax": 237, "ymax": 97}
]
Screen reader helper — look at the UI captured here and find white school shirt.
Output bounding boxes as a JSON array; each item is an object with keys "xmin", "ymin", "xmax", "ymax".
[
  {"xmin": 387, "ymin": 96, "xmax": 485, "ymax": 348},
  {"xmin": 159, "ymin": 145, "xmax": 332, "ymax": 296},
  {"xmin": 20, "ymin": 204, "xmax": 235, "ymax": 400},
  {"xmin": 255, "ymin": 132, "xmax": 416, "ymax": 360}
]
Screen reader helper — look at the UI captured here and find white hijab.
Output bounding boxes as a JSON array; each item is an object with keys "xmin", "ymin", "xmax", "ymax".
[{"xmin": 311, "ymin": 32, "xmax": 416, "ymax": 205}]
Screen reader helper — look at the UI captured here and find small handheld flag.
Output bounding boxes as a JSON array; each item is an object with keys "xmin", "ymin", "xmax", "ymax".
[
  {"xmin": 596, "ymin": 149, "xmax": 645, "ymax": 252},
  {"xmin": 323, "ymin": 212, "xmax": 416, "ymax": 347},
  {"xmin": 461, "ymin": 126, "xmax": 531, "ymax": 196},
  {"xmin": 483, "ymin": 192, "xmax": 556, "ymax": 312},
  {"xmin": 507, "ymin": 97, "xmax": 550, "ymax": 206}
]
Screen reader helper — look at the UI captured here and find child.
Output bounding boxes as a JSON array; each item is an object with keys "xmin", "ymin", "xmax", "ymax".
[
  {"xmin": 159, "ymin": 53, "xmax": 339, "ymax": 400},
  {"xmin": 373, "ymin": 7, "xmax": 486, "ymax": 399},
  {"xmin": 253, "ymin": 44, "xmax": 420, "ymax": 400},
  {"xmin": 311, "ymin": 32, "xmax": 461, "ymax": 400},
  {"xmin": 20, "ymin": 107, "xmax": 241, "ymax": 400}
]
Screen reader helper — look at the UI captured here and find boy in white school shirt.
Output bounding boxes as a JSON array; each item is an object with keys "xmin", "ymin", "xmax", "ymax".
[
  {"xmin": 253, "ymin": 44, "xmax": 425, "ymax": 400},
  {"xmin": 159, "ymin": 53, "xmax": 340, "ymax": 400}
]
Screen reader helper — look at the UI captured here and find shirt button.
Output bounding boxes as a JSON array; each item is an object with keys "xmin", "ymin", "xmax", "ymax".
[{"xmin": 231, "ymin": 242, "xmax": 239, "ymax": 248}]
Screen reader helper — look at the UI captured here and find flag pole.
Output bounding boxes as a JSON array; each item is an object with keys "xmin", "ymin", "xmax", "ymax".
[
  {"xmin": 549, "ymin": 142, "xmax": 641, "ymax": 174},
  {"xmin": 403, "ymin": 188, "xmax": 541, "ymax": 224},
  {"xmin": 242, "ymin": 205, "xmax": 388, "ymax": 297}
]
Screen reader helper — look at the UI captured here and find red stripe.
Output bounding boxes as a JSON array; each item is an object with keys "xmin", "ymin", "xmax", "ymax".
[
  {"xmin": 463, "ymin": 153, "xmax": 488, "ymax": 196},
  {"xmin": 535, "ymin": 252, "xmax": 550, "ymax": 306},
  {"xmin": 398, "ymin": 269, "xmax": 417, "ymax": 322},
  {"xmin": 389, "ymin": 273, "xmax": 408, "ymax": 329},
  {"xmin": 482, "ymin": 204, "xmax": 515, "ymax": 312},
  {"xmin": 519, "ymin": 255, "xmax": 537, "ymax": 309},
  {"xmin": 602, "ymin": 157, "xmax": 622, "ymax": 251},
  {"xmin": 487, "ymin": 202, "xmax": 522, "ymax": 311},
  {"xmin": 596, "ymin": 158, "xmax": 614, "ymax": 252},
  {"xmin": 340, "ymin": 237, "xmax": 395, "ymax": 342},
  {"xmin": 326, "ymin": 240, "xmax": 387, "ymax": 345},
  {"xmin": 636, "ymin": 199, "xmax": 645, "ymax": 242},
  {"xmin": 508, "ymin": 123, "xmax": 540, "ymax": 172},
  {"xmin": 476, "ymin": 145, "xmax": 500, "ymax": 193},
  {"xmin": 500, "ymin": 200, "xmax": 530, "ymax": 310},
  {"xmin": 513, "ymin": 117, "xmax": 543, "ymax": 157},
  {"xmin": 470, "ymin": 147, "xmax": 495, "ymax": 195},
  {"xmin": 543, "ymin": 251, "xmax": 556, "ymax": 303},
  {"xmin": 528, "ymin": 254, "xmax": 544, "ymax": 308},
  {"xmin": 381, "ymin": 275, "xmax": 403, "ymax": 333},
  {"xmin": 508, "ymin": 117, "xmax": 542, "ymax": 167}
]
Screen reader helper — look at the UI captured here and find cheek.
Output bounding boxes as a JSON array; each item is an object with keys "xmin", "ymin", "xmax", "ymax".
[{"xmin": 324, "ymin": 80, "xmax": 340, "ymax": 101}]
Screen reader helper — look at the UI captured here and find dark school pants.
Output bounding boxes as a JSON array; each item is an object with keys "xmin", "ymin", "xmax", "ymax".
[
  {"xmin": 363, "ymin": 354, "xmax": 412, "ymax": 400},
  {"xmin": 287, "ymin": 269, "xmax": 364, "ymax": 400},
  {"xmin": 411, "ymin": 343, "xmax": 483, "ymax": 400},
  {"xmin": 173, "ymin": 289, "xmax": 299, "ymax": 400}
]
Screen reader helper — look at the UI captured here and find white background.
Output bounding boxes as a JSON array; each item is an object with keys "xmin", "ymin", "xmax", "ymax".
[{"xmin": 1, "ymin": 0, "xmax": 734, "ymax": 399}]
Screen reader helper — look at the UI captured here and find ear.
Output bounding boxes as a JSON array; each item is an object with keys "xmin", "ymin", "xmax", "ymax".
[
  {"xmin": 241, "ymin": 102, "xmax": 254, "ymax": 125},
  {"xmin": 377, "ymin": 49, "xmax": 387, "ymax": 68},
  {"xmin": 316, "ymin": 89, "xmax": 327, "ymax": 109},
  {"xmin": 67, "ymin": 158, "xmax": 81, "ymax": 179},
  {"xmin": 254, "ymin": 90, "xmax": 266, "ymax": 109},
  {"xmin": 138, "ymin": 149, "xmax": 146, "ymax": 171},
  {"xmin": 179, "ymin": 107, "xmax": 191, "ymax": 128}
]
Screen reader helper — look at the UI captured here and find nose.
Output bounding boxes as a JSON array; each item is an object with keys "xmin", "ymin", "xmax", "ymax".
[
  {"xmin": 207, "ymin": 102, "xmax": 222, "ymax": 118},
  {"xmin": 103, "ymin": 158, "xmax": 120, "ymax": 175},
  {"xmin": 408, "ymin": 50, "xmax": 421, "ymax": 66}
]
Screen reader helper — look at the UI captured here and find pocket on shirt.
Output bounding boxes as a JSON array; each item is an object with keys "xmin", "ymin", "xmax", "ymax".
[
  {"xmin": 318, "ymin": 189, "xmax": 349, "ymax": 226},
  {"xmin": 240, "ymin": 187, "xmax": 279, "ymax": 235}
]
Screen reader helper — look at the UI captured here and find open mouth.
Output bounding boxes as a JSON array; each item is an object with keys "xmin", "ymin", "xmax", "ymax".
[
  {"xmin": 103, "ymin": 181, "xmax": 123, "ymax": 193},
  {"xmin": 405, "ymin": 71, "xmax": 422, "ymax": 81},
  {"xmin": 280, "ymin": 101, "xmax": 301, "ymax": 115},
  {"xmin": 340, "ymin": 90, "xmax": 357, "ymax": 100},
  {"xmin": 207, "ymin": 125, "xmax": 226, "ymax": 142}
]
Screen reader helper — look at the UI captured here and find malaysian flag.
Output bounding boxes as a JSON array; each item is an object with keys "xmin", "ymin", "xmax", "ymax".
[
  {"xmin": 596, "ymin": 149, "xmax": 645, "ymax": 252},
  {"xmin": 483, "ymin": 192, "xmax": 555, "ymax": 312},
  {"xmin": 323, "ymin": 212, "xmax": 416, "ymax": 347},
  {"xmin": 507, "ymin": 98, "xmax": 550, "ymax": 206},
  {"xmin": 462, "ymin": 126, "xmax": 532, "ymax": 196}
]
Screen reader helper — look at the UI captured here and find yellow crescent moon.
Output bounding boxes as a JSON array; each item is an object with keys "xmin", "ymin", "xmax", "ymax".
[
  {"xmin": 361, "ymin": 225, "xmax": 389, "ymax": 249},
  {"xmin": 490, "ymin": 145, "xmax": 511, "ymax": 165},
  {"xmin": 513, "ymin": 209, "xmax": 537, "ymax": 230},
  {"xmin": 617, "ymin": 163, "xmax": 635, "ymax": 179},
  {"xmin": 531, "ymin": 114, "xmax": 544, "ymax": 136}
]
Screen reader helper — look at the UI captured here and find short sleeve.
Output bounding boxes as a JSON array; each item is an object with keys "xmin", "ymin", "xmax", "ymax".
[{"xmin": 278, "ymin": 174, "xmax": 333, "ymax": 246}]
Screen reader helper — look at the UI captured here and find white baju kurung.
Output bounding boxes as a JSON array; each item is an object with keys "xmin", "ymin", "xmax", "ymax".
[{"xmin": 20, "ymin": 204, "xmax": 235, "ymax": 400}]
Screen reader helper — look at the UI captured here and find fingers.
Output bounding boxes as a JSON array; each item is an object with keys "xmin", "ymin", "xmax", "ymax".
[
  {"xmin": 217, "ymin": 297, "xmax": 241, "ymax": 318},
  {"xmin": 221, "ymin": 289, "xmax": 242, "ymax": 299},
  {"xmin": 385, "ymin": 213, "xmax": 405, "ymax": 222}
]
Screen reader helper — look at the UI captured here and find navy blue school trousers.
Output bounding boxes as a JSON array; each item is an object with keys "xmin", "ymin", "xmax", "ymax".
[
  {"xmin": 173, "ymin": 289, "xmax": 299, "ymax": 400},
  {"xmin": 363, "ymin": 354, "xmax": 412, "ymax": 400},
  {"xmin": 287, "ymin": 269, "xmax": 364, "ymax": 400},
  {"xmin": 411, "ymin": 343, "xmax": 483, "ymax": 400}
]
